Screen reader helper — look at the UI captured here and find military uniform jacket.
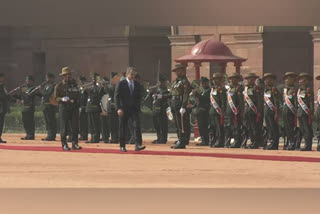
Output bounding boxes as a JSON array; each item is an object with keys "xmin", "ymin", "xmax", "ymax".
[
  {"xmin": 297, "ymin": 86, "xmax": 314, "ymax": 117},
  {"xmin": 244, "ymin": 84, "xmax": 263, "ymax": 116},
  {"xmin": 86, "ymin": 84, "xmax": 105, "ymax": 113},
  {"xmin": 280, "ymin": 85, "xmax": 297, "ymax": 113},
  {"xmin": 79, "ymin": 86, "xmax": 89, "ymax": 111},
  {"xmin": 55, "ymin": 79, "xmax": 80, "ymax": 110},
  {"xmin": 226, "ymin": 84, "xmax": 244, "ymax": 117},
  {"xmin": 41, "ymin": 83, "xmax": 56, "ymax": 106},
  {"xmin": 152, "ymin": 87, "xmax": 170, "ymax": 114},
  {"xmin": 264, "ymin": 86, "xmax": 280, "ymax": 114},
  {"xmin": 170, "ymin": 76, "xmax": 191, "ymax": 110},
  {"xmin": 0, "ymin": 84, "xmax": 9, "ymax": 114},
  {"xmin": 210, "ymin": 85, "xmax": 227, "ymax": 115},
  {"xmin": 16, "ymin": 85, "xmax": 39, "ymax": 112},
  {"xmin": 107, "ymin": 85, "xmax": 116, "ymax": 113},
  {"xmin": 195, "ymin": 87, "xmax": 211, "ymax": 111}
]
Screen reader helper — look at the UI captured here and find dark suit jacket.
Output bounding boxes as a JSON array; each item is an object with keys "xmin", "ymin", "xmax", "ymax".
[{"xmin": 115, "ymin": 79, "xmax": 141, "ymax": 114}]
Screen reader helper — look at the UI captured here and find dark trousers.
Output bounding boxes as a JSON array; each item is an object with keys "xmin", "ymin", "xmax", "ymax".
[
  {"xmin": 225, "ymin": 113, "xmax": 241, "ymax": 146},
  {"xmin": 153, "ymin": 110, "xmax": 168, "ymax": 142},
  {"xmin": 265, "ymin": 110, "xmax": 279, "ymax": 147},
  {"xmin": 88, "ymin": 111, "xmax": 101, "ymax": 142},
  {"xmin": 0, "ymin": 113, "xmax": 5, "ymax": 137},
  {"xmin": 22, "ymin": 111, "xmax": 35, "ymax": 138},
  {"xmin": 298, "ymin": 113, "xmax": 313, "ymax": 149},
  {"xmin": 59, "ymin": 106, "xmax": 79, "ymax": 143},
  {"xmin": 109, "ymin": 110, "xmax": 119, "ymax": 141},
  {"xmin": 244, "ymin": 110, "xmax": 259, "ymax": 146},
  {"xmin": 119, "ymin": 110, "xmax": 142, "ymax": 148},
  {"xmin": 283, "ymin": 108, "xmax": 296, "ymax": 147},
  {"xmin": 209, "ymin": 111, "xmax": 224, "ymax": 146},
  {"xmin": 100, "ymin": 115, "xmax": 110, "ymax": 141},
  {"xmin": 172, "ymin": 109, "xmax": 190, "ymax": 145},
  {"xmin": 43, "ymin": 105, "xmax": 57, "ymax": 139},
  {"xmin": 79, "ymin": 108, "xmax": 88, "ymax": 139},
  {"xmin": 197, "ymin": 109, "xmax": 209, "ymax": 144}
]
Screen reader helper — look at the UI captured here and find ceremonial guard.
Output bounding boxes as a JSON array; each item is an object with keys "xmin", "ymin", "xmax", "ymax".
[
  {"xmin": 14, "ymin": 75, "xmax": 39, "ymax": 140},
  {"xmin": 78, "ymin": 76, "xmax": 89, "ymax": 141},
  {"xmin": 263, "ymin": 73, "xmax": 281, "ymax": 150},
  {"xmin": 296, "ymin": 73, "xmax": 314, "ymax": 151},
  {"xmin": 169, "ymin": 64, "xmax": 191, "ymax": 149},
  {"xmin": 41, "ymin": 73, "xmax": 57, "ymax": 141},
  {"xmin": 86, "ymin": 73, "xmax": 105, "ymax": 143},
  {"xmin": 316, "ymin": 75, "xmax": 320, "ymax": 152},
  {"xmin": 194, "ymin": 77, "xmax": 211, "ymax": 146},
  {"xmin": 208, "ymin": 73, "xmax": 227, "ymax": 148},
  {"xmin": 0, "ymin": 73, "xmax": 8, "ymax": 143},
  {"xmin": 281, "ymin": 72, "xmax": 298, "ymax": 150},
  {"xmin": 54, "ymin": 67, "xmax": 81, "ymax": 150},
  {"xmin": 151, "ymin": 74, "xmax": 170, "ymax": 144},
  {"xmin": 107, "ymin": 72, "xmax": 119, "ymax": 143},
  {"xmin": 225, "ymin": 72, "xmax": 244, "ymax": 148},
  {"xmin": 100, "ymin": 77, "xmax": 111, "ymax": 143},
  {"xmin": 243, "ymin": 73, "xmax": 263, "ymax": 149}
]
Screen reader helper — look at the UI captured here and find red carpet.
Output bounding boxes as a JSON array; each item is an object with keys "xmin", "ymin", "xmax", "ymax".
[{"xmin": 0, "ymin": 145, "xmax": 319, "ymax": 163}]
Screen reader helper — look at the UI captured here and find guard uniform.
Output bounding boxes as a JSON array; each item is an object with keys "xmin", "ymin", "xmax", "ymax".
[
  {"xmin": 208, "ymin": 73, "xmax": 227, "ymax": 148},
  {"xmin": 194, "ymin": 77, "xmax": 211, "ymax": 146},
  {"xmin": 107, "ymin": 72, "xmax": 119, "ymax": 143},
  {"xmin": 54, "ymin": 67, "xmax": 81, "ymax": 150},
  {"xmin": 243, "ymin": 73, "xmax": 263, "ymax": 149},
  {"xmin": 296, "ymin": 73, "xmax": 314, "ymax": 151},
  {"xmin": 79, "ymin": 76, "xmax": 89, "ymax": 141},
  {"xmin": 100, "ymin": 77, "xmax": 111, "ymax": 143},
  {"xmin": 151, "ymin": 75, "xmax": 170, "ymax": 144},
  {"xmin": 263, "ymin": 73, "xmax": 281, "ymax": 150},
  {"xmin": 41, "ymin": 80, "xmax": 57, "ymax": 141},
  {"xmin": 281, "ymin": 72, "xmax": 298, "ymax": 150},
  {"xmin": 86, "ymin": 74, "xmax": 105, "ymax": 143},
  {"xmin": 170, "ymin": 64, "xmax": 191, "ymax": 149},
  {"xmin": 225, "ymin": 73, "xmax": 244, "ymax": 148}
]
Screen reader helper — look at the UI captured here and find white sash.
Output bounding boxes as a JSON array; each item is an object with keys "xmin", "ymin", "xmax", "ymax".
[
  {"xmin": 264, "ymin": 92, "xmax": 276, "ymax": 112},
  {"xmin": 244, "ymin": 86, "xmax": 259, "ymax": 122},
  {"xmin": 283, "ymin": 88, "xmax": 296, "ymax": 114}
]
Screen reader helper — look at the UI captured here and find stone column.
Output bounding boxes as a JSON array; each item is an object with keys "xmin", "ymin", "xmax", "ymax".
[
  {"xmin": 311, "ymin": 31, "xmax": 320, "ymax": 111},
  {"xmin": 0, "ymin": 27, "xmax": 13, "ymax": 88},
  {"xmin": 223, "ymin": 33, "xmax": 263, "ymax": 77},
  {"xmin": 168, "ymin": 35, "xmax": 197, "ymax": 81}
]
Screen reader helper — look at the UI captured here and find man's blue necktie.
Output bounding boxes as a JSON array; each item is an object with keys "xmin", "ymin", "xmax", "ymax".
[{"xmin": 129, "ymin": 81, "xmax": 133, "ymax": 95}]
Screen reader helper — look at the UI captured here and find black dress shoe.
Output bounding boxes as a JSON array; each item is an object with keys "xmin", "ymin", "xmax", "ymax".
[
  {"xmin": 196, "ymin": 142, "xmax": 209, "ymax": 146},
  {"xmin": 62, "ymin": 144, "xmax": 71, "ymax": 151},
  {"xmin": 0, "ymin": 138, "xmax": 7, "ymax": 143},
  {"xmin": 152, "ymin": 140, "xmax": 159, "ymax": 144},
  {"xmin": 171, "ymin": 141, "xmax": 186, "ymax": 149},
  {"xmin": 72, "ymin": 143, "xmax": 82, "ymax": 150},
  {"xmin": 135, "ymin": 145, "xmax": 146, "ymax": 151},
  {"xmin": 120, "ymin": 147, "xmax": 127, "ymax": 152},
  {"xmin": 211, "ymin": 142, "xmax": 224, "ymax": 148}
]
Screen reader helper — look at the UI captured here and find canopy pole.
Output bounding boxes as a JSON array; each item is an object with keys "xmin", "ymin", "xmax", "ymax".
[
  {"xmin": 235, "ymin": 62, "xmax": 242, "ymax": 73},
  {"xmin": 194, "ymin": 62, "xmax": 201, "ymax": 80}
]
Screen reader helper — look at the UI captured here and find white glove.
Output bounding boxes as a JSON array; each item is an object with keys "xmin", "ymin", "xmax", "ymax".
[
  {"xmin": 62, "ymin": 96, "xmax": 70, "ymax": 102},
  {"xmin": 180, "ymin": 108, "xmax": 186, "ymax": 115}
]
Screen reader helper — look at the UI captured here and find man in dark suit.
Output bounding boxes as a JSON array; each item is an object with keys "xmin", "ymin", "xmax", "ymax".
[{"xmin": 115, "ymin": 67, "xmax": 146, "ymax": 152}]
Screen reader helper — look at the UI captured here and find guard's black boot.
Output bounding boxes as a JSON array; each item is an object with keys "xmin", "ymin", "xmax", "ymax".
[
  {"xmin": 265, "ymin": 141, "xmax": 279, "ymax": 150},
  {"xmin": 287, "ymin": 142, "xmax": 296, "ymax": 151},
  {"xmin": 317, "ymin": 144, "xmax": 320, "ymax": 152},
  {"xmin": 171, "ymin": 141, "xmax": 186, "ymax": 149},
  {"xmin": 152, "ymin": 140, "xmax": 159, "ymax": 144},
  {"xmin": 300, "ymin": 141, "xmax": 312, "ymax": 151},
  {"xmin": 120, "ymin": 147, "xmax": 127, "ymax": 152},
  {"xmin": 62, "ymin": 142, "xmax": 70, "ymax": 151},
  {"xmin": 72, "ymin": 142, "xmax": 82, "ymax": 150},
  {"xmin": 212, "ymin": 139, "xmax": 225, "ymax": 148},
  {"xmin": 230, "ymin": 142, "xmax": 241, "ymax": 148}
]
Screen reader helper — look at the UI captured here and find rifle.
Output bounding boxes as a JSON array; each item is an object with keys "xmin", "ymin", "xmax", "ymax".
[
  {"xmin": 26, "ymin": 80, "xmax": 49, "ymax": 96},
  {"xmin": 7, "ymin": 83, "xmax": 26, "ymax": 95}
]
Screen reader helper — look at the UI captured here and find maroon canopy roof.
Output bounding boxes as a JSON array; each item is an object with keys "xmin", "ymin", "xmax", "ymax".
[{"xmin": 175, "ymin": 39, "xmax": 247, "ymax": 63}]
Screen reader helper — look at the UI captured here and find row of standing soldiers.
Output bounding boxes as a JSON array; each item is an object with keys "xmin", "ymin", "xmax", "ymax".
[
  {"xmin": 0, "ymin": 68, "xmax": 120, "ymax": 150},
  {"xmin": 151, "ymin": 64, "xmax": 320, "ymax": 151}
]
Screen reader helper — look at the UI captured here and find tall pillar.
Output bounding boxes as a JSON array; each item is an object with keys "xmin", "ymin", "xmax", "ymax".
[
  {"xmin": 168, "ymin": 35, "xmax": 197, "ymax": 81},
  {"xmin": 194, "ymin": 62, "xmax": 201, "ymax": 80},
  {"xmin": 311, "ymin": 31, "xmax": 320, "ymax": 111}
]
